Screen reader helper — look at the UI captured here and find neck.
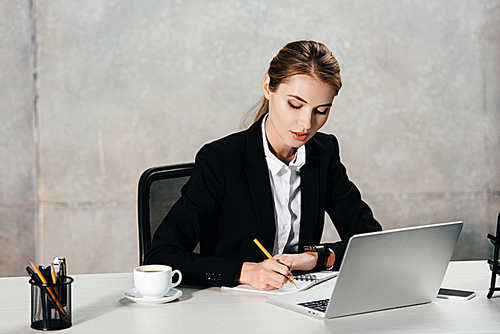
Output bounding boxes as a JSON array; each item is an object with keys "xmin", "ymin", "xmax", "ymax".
[
  {"xmin": 267, "ymin": 142, "xmax": 295, "ymax": 165},
  {"xmin": 264, "ymin": 119, "xmax": 296, "ymax": 165}
]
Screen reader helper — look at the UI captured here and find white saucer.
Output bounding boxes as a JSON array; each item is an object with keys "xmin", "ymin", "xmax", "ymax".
[{"xmin": 123, "ymin": 288, "xmax": 182, "ymax": 304}]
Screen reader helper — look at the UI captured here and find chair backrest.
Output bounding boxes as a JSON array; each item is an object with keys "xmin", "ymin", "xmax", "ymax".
[{"xmin": 137, "ymin": 163, "xmax": 195, "ymax": 265}]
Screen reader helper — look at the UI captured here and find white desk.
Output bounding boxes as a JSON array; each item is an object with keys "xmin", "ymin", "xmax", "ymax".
[{"xmin": 1, "ymin": 261, "xmax": 499, "ymax": 333}]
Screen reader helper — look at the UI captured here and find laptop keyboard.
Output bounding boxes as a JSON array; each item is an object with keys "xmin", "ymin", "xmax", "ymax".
[{"xmin": 298, "ymin": 299, "xmax": 330, "ymax": 313}]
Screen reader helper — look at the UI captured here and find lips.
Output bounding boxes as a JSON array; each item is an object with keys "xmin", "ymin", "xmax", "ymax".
[{"xmin": 291, "ymin": 131, "xmax": 308, "ymax": 141}]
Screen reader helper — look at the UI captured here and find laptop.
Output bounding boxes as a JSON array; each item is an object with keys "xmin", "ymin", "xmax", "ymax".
[{"xmin": 267, "ymin": 221, "xmax": 463, "ymax": 319}]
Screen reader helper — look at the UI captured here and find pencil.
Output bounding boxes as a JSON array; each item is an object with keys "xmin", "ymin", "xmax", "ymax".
[
  {"xmin": 50, "ymin": 263, "xmax": 61, "ymax": 299},
  {"xmin": 29, "ymin": 260, "xmax": 71, "ymax": 324},
  {"xmin": 253, "ymin": 239, "xmax": 298, "ymax": 289}
]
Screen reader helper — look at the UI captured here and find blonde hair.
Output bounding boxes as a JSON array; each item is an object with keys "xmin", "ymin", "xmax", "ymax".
[{"xmin": 245, "ymin": 40, "xmax": 342, "ymax": 126}]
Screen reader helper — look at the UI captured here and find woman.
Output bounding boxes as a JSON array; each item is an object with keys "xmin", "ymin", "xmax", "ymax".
[{"xmin": 145, "ymin": 40, "xmax": 381, "ymax": 290}]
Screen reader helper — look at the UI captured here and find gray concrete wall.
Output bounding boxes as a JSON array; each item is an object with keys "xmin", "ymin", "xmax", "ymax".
[
  {"xmin": 0, "ymin": 0, "xmax": 37, "ymax": 276},
  {"xmin": 1, "ymin": 0, "xmax": 499, "ymax": 276}
]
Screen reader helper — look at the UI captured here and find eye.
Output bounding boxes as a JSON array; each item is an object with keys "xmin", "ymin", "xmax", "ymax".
[
  {"xmin": 315, "ymin": 108, "xmax": 330, "ymax": 115},
  {"xmin": 288, "ymin": 101, "xmax": 302, "ymax": 110}
]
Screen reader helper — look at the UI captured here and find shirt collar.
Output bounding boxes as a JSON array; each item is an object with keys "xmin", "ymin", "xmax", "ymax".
[{"xmin": 261, "ymin": 114, "xmax": 306, "ymax": 175}]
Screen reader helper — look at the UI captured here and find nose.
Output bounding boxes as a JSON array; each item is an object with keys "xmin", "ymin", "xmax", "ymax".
[{"xmin": 298, "ymin": 110, "xmax": 312, "ymax": 130}]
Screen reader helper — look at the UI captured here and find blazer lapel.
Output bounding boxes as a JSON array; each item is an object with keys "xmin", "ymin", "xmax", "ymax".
[
  {"xmin": 244, "ymin": 118, "xmax": 276, "ymax": 253},
  {"xmin": 299, "ymin": 144, "xmax": 320, "ymax": 249}
]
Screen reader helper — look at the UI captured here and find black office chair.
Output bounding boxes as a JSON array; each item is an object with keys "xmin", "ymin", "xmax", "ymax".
[
  {"xmin": 487, "ymin": 212, "xmax": 500, "ymax": 299},
  {"xmin": 137, "ymin": 163, "xmax": 195, "ymax": 266}
]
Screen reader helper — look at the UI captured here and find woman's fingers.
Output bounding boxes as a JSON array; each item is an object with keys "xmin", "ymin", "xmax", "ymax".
[
  {"xmin": 253, "ymin": 260, "xmax": 289, "ymax": 290},
  {"xmin": 238, "ymin": 259, "xmax": 296, "ymax": 290}
]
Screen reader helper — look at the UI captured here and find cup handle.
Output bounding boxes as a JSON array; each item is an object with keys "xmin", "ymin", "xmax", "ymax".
[{"xmin": 171, "ymin": 270, "xmax": 182, "ymax": 288}]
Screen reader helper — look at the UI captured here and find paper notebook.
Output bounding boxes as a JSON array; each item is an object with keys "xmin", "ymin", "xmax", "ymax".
[{"xmin": 221, "ymin": 271, "xmax": 338, "ymax": 295}]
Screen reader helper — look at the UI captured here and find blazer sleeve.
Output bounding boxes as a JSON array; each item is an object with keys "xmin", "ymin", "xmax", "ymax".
[
  {"xmin": 322, "ymin": 135, "xmax": 382, "ymax": 270},
  {"xmin": 144, "ymin": 143, "xmax": 244, "ymax": 287}
]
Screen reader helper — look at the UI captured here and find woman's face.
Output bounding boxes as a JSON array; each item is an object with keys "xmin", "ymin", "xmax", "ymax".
[{"xmin": 263, "ymin": 74, "xmax": 336, "ymax": 158}]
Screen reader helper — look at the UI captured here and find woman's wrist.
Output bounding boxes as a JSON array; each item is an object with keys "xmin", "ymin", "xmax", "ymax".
[
  {"xmin": 325, "ymin": 249, "xmax": 335, "ymax": 270},
  {"xmin": 304, "ymin": 246, "xmax": 336, "ymax": 270},
  {"xmin": 305, "ymin": 245, "xmax": 326, "ymax": 271},
  {"xmin": 234, "ymin": 262, "xmax": 254, "ymax": 284},
  {"xmin": 304, "ymin": 251, "xmax": 319, "ymax": 265}
]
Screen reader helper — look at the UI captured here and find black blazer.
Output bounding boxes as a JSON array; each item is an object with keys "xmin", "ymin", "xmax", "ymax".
[{"xmin": 145, "ymin": 116, "xmax": 381, "ymax": 286}]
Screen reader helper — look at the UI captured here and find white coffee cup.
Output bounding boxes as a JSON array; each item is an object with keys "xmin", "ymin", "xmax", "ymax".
[{"xmin": 133, "ymin": 265, "xmax": 182, "ymax": 298}]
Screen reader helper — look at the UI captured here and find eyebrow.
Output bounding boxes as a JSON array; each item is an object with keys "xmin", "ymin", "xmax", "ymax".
[{"xmin": 287, "ymin": 95, "xmax": 332, "ymax": 107}]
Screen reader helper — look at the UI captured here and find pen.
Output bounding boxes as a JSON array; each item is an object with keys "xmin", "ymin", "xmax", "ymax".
[
  {"xmin": 26, "ymin": 266, "xmax": 48, "ymax": 328},
  {"xmin": 253, "ymin": 239, "xmax": 298, "ymax": 289},
  {"xmin": 53, "ymin": 257, "xmax": 67, "ymax": 304},
  {"xmin": 40, "ymin": 266, "xmax": 53, "ymax": 327}
]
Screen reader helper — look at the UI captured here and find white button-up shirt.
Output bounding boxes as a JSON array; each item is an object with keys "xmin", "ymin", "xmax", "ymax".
[{"xmin": 261, "ymin": 115, "xmax": 306, "ymax": 255}]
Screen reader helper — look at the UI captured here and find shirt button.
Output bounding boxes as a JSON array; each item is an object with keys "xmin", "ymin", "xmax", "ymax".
[{"xmin": 283, "ymin": 197, "xmax": 289, "ymax": 204}]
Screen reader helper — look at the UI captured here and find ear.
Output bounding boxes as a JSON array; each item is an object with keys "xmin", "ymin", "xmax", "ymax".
[{"xmin": 262, "ymin": 75, "xmax": 272, "ymax": 99}]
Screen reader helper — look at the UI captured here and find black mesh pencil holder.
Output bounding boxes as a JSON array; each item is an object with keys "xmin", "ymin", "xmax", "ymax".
[{"xmin": 29, "ymin": 276, "xmax": 73, "ymax": 331}]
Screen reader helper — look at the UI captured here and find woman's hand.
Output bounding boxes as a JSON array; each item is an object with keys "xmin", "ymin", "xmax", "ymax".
[
  {"xmin": 274, "ymin": 252, "xmax": 318, "ymax": 272},
  {"xmin": 235, "ymin": 260, "xmax": 292, "ymax": 290}
]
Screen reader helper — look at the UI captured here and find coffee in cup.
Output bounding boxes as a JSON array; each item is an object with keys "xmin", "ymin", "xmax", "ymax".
[{"xmin": 134, "ymin": 265, "xmax": 182, "ymax": 298}]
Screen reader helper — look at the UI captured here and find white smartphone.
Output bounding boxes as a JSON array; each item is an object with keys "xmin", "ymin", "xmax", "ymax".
[{"xmin": 437, "ymin": 288, "xmax": 476, "ymax": 301}]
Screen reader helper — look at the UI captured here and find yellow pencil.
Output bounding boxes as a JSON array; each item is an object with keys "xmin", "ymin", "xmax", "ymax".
[
  {"xmin": 253, "ymin": 239, "xmax": 298, "ymax": 289},
  {"xmin": 50, "ymin": 263, "xmax": 61, "ymax": 299}
]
